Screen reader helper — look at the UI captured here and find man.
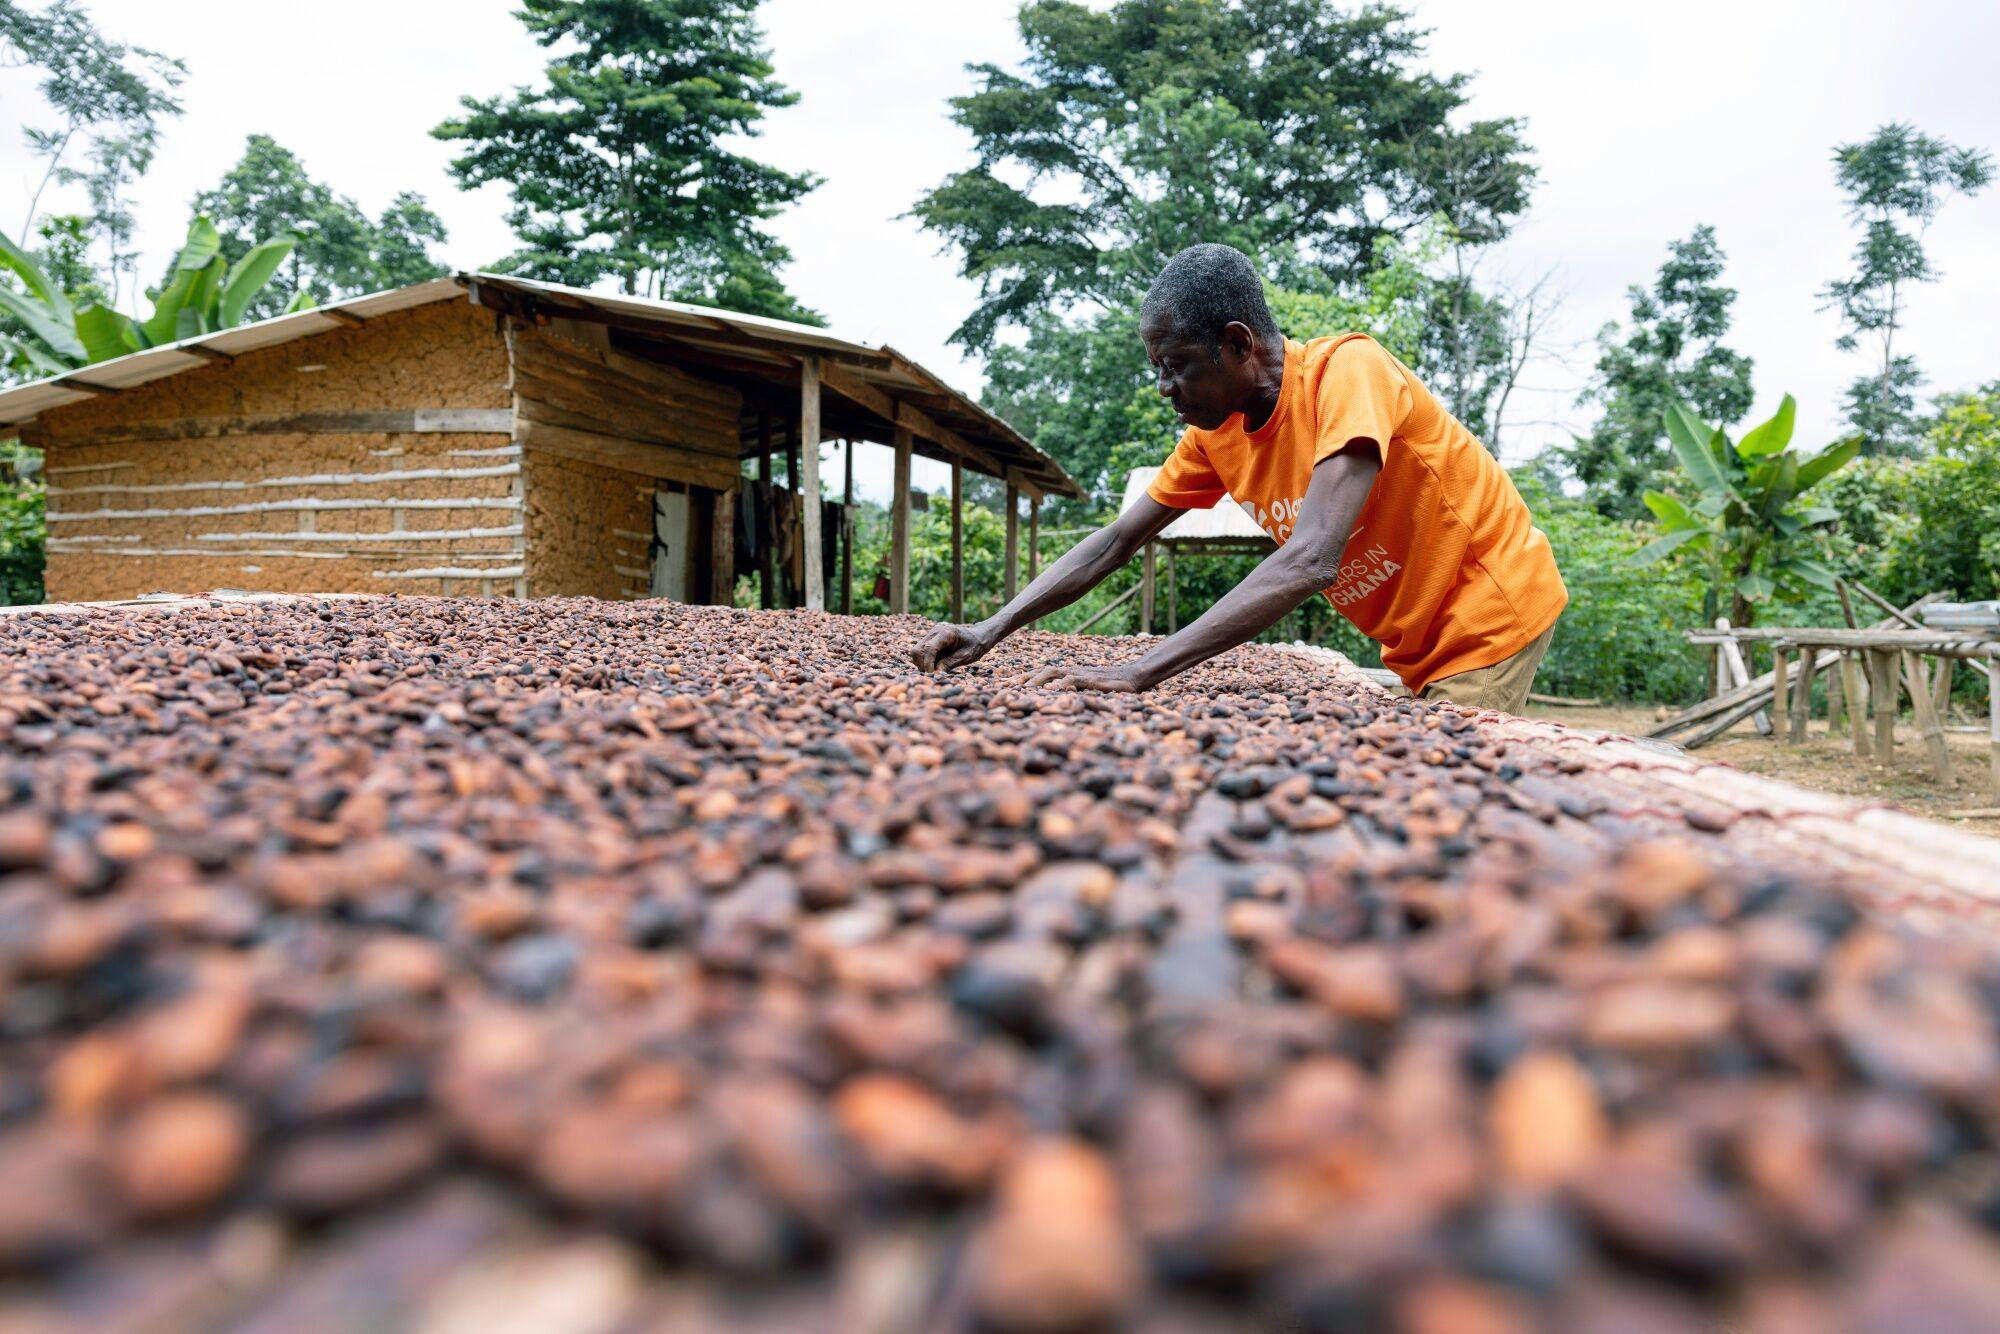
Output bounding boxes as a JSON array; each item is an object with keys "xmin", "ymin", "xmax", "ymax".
[{"xmin": 910, "ymin": 243, "xmax": 1567, "ymax": 714}]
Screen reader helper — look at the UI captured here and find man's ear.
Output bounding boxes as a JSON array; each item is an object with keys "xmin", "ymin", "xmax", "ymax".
[{"xmin": 1219, "ymin": 320, "xmax": 1258, "ymax": 364}]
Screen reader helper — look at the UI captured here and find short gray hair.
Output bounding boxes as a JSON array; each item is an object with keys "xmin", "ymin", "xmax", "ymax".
[{"xmin": 1140, "ymin": 243, "xmax": 1280, "ymax": 352}]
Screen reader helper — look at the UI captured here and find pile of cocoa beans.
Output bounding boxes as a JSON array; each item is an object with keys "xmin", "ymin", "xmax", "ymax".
[{"xmin": 0, "ymin": 596, "xmax": 1996, "ymax": 1332}]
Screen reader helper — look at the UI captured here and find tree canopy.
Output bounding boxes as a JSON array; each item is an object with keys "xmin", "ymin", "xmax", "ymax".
[
  {"xmin": 913, "ymin": 0, "xmax": 1535, "ymax": 351},
  {"xmin": 433, "ymin": 0, "xmax": 820, "ymax": 322},
  {"xmin": 1821, "ymin": 123, "xmax": 1992, "ymax": 455},
  {"xmin": 1566, "ymin": 226, "xmax": 1755, "ymax": 518},
  {"xmin": 191, "ymin": 135, "xmax": 450, "ymax": 320}
]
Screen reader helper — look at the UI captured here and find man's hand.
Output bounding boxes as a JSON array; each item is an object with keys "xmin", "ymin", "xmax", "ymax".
[
  {"xmin": 1025, "ymin": 661, "xmax": 1152, "ymax": 693},
  {"xmin": 910, "ymin": 621, "xmax": 997, "ymax": 673}
]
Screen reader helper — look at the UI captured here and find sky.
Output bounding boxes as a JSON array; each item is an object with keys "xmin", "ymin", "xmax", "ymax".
[{"xmin": 4, "ymin": 0, "xmax": 1998, "ymax": 502}]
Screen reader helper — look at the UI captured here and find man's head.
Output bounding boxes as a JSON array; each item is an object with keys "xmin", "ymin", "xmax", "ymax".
[{"xmin": 1139, "ymin": 243, "xmax": 1283, "ymax": 431}]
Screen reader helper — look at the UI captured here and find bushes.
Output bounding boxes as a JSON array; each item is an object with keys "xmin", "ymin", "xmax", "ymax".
[
  {"xmin": 1515, "ymin": 476, "xmax": 1709, "ymax": 703},
  {"xmin": 0, "ymin": 441, "xmax": 43, "ymax": 606}
]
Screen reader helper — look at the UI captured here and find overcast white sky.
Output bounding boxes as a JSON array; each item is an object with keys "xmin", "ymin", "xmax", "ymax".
[{"xmin": 4, "ymin": 0, "xmax": 1997, "ymax": 499}]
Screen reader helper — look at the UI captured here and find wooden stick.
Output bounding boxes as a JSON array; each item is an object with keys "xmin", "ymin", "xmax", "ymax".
[
  {"xmin": 840, "ymin": 440, "xmax": 854, "ymax": 616},
  {"xmin": 1990, "ymin": 653, "xmax": 1999, "ymax": 802},
  {"xmin": 1826, "ymin": 650, "xmax": 1845, "ymax": 734},
  {"xmin": 1528, "ymin": 693, "xmax": 1601, "ymax": 707},
  {"xmin": 1845, "ymin": 653, "xmax": 1872, "ymax": 759},
  {"xmin": 1789, "ymin": 644, "xmax": 1816, "ymax": 742},
  {"xmin": 1771, "ymin": 648, "xmax": 1789, "ymax": 741},
  {"xmin": 1716, "ymin": 620, "xmax": 1773, "ymax": 735},
  {"xmin": 1165, "ymin": 545, "xmax": 1178, "ymax": 635},
  {"xmin": 949, "ymin": 459, "xmax": 963, "ymax": 623},
  {"xmin": 1871, "ymin": 649, "xmax": 1898, "ymax": 764},
  {"xmin": 756, "ymin": 408, "xmax": 773, "ymax": 610},
  {"xmin": 1836, "ymin": 579, "xmax": 1860, "ymax": 630},
  {"xmin": 1075, "ymin": 580, "xmax": 1140, "ymax": 633},
  {"xmin": 1933, "ymin": 655, "xmax": 1954, "ymax": 719},
  {"xmin": 1003, "ymin": 481, "xmax": 1020, "ymax": 603},
  {"xmin": 1903, "ymin": 650, "xmax": 1951, "ymax": 780},
  {"xmin": 1140, "ymin": 542, "xmax": 1156, "ymax": 635},
  {"xmin": 889, "ymin": 424, "xmax": 911, "ymax": 616}
]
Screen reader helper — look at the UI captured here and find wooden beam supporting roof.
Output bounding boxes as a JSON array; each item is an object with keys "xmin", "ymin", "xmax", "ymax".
[
  {"xmin": 889, "ymin": 425, "xmax": 912, "ymax": 616},
  {"xmin": 799, "ymin": 356, "xmax": 824, "ymax": 612}
]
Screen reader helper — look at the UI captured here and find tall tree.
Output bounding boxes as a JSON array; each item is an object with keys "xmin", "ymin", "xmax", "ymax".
[
  {"xmin": 1820, "ymin": 123, "xmax": 1992, "ymax": 455},
  {"xmin": 1, "ymin": 0, "xmax": 183, "ymax": 245},
  {"xmin": 433, "ymin": 0, "xmax": 820, "ymax": 322},
  {"xmin": 913, "ymin": 0, "xmax": 1535, "ymax": 351},
  {"xmin": 191, "ymin": 135, "xmax": 451, "ymax": 319},
  {"xmin": 1565, "ymin": 226, "xmax": 1755, "ymax": 518}
]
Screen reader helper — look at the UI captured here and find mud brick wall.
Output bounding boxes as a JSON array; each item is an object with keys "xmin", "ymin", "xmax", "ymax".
[
  {"xmin": 32, "ymin": 301, "xmax": 522, "ymax": 601},
  {"xmin": 510, "ymin": 318, "xmax": 741, "ymax": 599},
  {"xmin": 522, "ymin": 449, "xmax": 655, "ymax": 602}
]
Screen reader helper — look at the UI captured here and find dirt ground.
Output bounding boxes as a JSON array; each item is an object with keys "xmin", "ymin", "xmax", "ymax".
[{"xmin": 1518, "ymin": 698, "xmax": 2000, "ymax": 840}]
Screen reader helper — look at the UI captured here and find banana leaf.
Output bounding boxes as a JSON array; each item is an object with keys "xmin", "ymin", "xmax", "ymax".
[
  {"xmin": 1631, "ymin": 527, "xmax": 1707, "ymax": 564},
  {"xmin": 1735, "ymin": 394, "xmax": 1796, "ymax": 457},
  {"xmin": 1641, "ymin": 490, "xmax": 1702, "ymax": 531},
  {"xmin": 219, "ymin": 236, "xmax": 294, "ymax": 329},
  {"xmin": 1664, "ymin": 403, "xmax": 1735, "ymax": 502},
  {"xmin": 73, "ymin": 304, "xmax": 142, "ymax": 364},
  {"xmin": 1796, "ymin": 438, "xmax": 1859, "ymax": 492},
  {"xmin": 0, "ymin": 283, "xmax": 84, "ymax": 364}
]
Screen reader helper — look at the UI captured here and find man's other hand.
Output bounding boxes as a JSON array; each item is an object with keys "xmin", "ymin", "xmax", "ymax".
[
  {"xmin": 1025, "ymin": 662, "xmax": 1151, "ymax": 693},
  {"xmin": 910, "ymin": 622, "xmax": 996, "ymax": 673}
]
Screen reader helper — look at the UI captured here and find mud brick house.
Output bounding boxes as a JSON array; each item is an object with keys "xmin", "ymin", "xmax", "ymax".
[{"xmin": 0, "ymin": 274, "xmax": 1079, "ymax": 607}]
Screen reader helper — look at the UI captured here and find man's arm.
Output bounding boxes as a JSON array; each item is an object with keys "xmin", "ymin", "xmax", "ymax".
[
  {"xmin": 1028, "ymin": 444, "xmax": 1382, "ymax": 692},
  {"xmin": 910, "ymin": 495, "xmax": 1182, "ymax": 672}
]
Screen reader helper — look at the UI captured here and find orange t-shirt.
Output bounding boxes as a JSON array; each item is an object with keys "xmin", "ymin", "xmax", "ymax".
[{"xmin": 1147, "ymin": 333, "xmax": 1567, "ymax": 691}]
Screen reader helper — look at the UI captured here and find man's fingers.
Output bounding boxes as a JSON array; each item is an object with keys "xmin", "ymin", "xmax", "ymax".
[
  {"xmin": 1025, "ymin": 666, "xmax": 1067, "ymax": 689},
  {"xmin": 910, "ymin": 641, "xmax": 935, "ymax": 672}
]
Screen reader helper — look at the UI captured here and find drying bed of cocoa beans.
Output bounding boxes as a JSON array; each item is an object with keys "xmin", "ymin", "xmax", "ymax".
[{"xmin": 1, "ymin": 596, "xmax": 1998, "ymax": 1333}]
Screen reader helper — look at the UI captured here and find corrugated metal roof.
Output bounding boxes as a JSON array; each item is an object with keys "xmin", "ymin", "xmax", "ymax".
[
  {"xmin": 1120, "ymin": 466, "xmax": 1275, "ymax": 545},
  {"xmin": 0, "ymin": 273, "xmax": 1082, "ymax": 499}
]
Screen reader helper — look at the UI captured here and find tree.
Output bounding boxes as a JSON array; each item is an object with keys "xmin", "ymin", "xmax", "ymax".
[
  {"xmin": 1565, "ymin": 226, "xmax": 1755, "ymax": 518},
  {"xmin": 912, "ymin": 0, "xmax": 1536, "ymax": 351},
  {"xmin": 434, "ymin": 0, "xmax": 819, "ymax": 321},
  {"xmin": 192, "ymin": 135, "xmax": 451, "ymax": 319},
  {"xmin": 1634, "ymin": 396, "xmax": 1856, "ymax": 626},
  {"xmin": 1, "ymin": 0, "xmax": 183, "ymax": 244},
  {"xmin": 1820, "ymin": 124, "xmax": 1993, "ymax": 455}
]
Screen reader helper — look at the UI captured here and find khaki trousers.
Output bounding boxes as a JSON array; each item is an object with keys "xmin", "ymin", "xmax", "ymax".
[{"xmin": 1391, "ymin": 621, "xmax": 1556, "ymax": 715}]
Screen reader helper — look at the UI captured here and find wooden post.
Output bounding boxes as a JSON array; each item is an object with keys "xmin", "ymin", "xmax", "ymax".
[
  {"xmin": 1826, "ymin": 651, "xmax": 1845, "ymax": 734},
  {"xmin": 1140, "ymin": 541, "xmax": 1156, "ymax": 634},
  {"xmin": 1165, "ymin": 545, "xmax": 1178, "ymax": 635},
  {"xmin": 1716, "ymin": 620, "xmax": 1771, "ymax": 736},
  {"xmin": 799, "ymin": 357, "xmax": 823, "ymax": 612},
  {"xmin": 1028, "ymin": 496, "xmax": 1039, "ymax": 581},
  {"xmin": 1903, "ymin": 651, "xmax": 1951, "ymax": 781},
  {"xmin": 1789, "ymin": 644, "xmax": 1815, "ymax": 743},
  {"xmin": 949, "ymin": 459, "xmax": 964, "ymax": 623},
  {"xmin": 710, "ymin": 489, "xmax": 735, "ymax": 605},
  {"xmin": 889, "ymin": 425, "xmax": 912, "ymax": 615},
  {"xmin": 1932, "ymin": 656, "xmax": 1954, "ymax": 720},
  {"xmin": 1990, "ymin": 653, "xmax": 1999, "ymax": 802},
  {"xmin": 756, "ymin": 408, "xmax": 774, "ymax": 610},
  {"xmin": 1771, "ymin": 648, "xmax": 1789, "ymax": 741},
  {"xmin": 1000, "ymin": 480, "xmax": 1016, "ymax": 604},
  {"xmin": 1844, "ymin": 653, "xmax": 1871, "ymax": 760},
  {"xmin": 1871, "ymin": 649, "xmax": 1897, "ymax": 764},
  {"xmin": 840, "ymin": 439, "xmax": 855, "ymax": 616}
]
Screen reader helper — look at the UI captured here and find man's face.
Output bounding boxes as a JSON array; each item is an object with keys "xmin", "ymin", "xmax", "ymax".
[{"xmin": 1141, "ymin": 311, "xmax": 1256, "ymax": 431}]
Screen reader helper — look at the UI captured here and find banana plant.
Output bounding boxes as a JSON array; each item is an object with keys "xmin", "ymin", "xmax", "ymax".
[
  {"xmin": 0, "ymin": 216, "xmax": 310, "ymax": 376},
  {"xmin": 1633, "ymin": 395, "xmax": 1858, "ymax": 625}
]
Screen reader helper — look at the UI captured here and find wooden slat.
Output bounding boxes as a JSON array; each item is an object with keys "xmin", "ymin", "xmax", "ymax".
[
  {"xmin": 949, "ymin": 459, "xmax": 963, "ymax": 622},
  {"xmin": 1004, "ymin": 482, "xmax": 1020, "ymax": 603},
  {"xmin": 511, "ymin": 385, "xmax": 733, "ymax": 461},
  {"xmin": 516, "ymin": 420, "xmax": 741, "ymax": 491},
  {"xmin": 52, "ymin": 409, "xmax": 514, "ymax": 447}
]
